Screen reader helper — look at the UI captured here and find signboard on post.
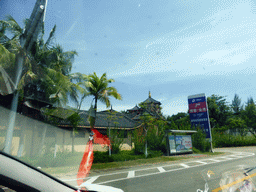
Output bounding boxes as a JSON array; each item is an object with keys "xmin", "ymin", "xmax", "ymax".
[
  {"xmin": 175, "ymin": 135, "xmax": 192, "ymax": 153},
  {"xmin": 188, "ymin": 93, "xmax": 212, "ymax": 139},
  {"xmin": 168, "ymin": 133, "xmax": 193, "ymax": 154}
]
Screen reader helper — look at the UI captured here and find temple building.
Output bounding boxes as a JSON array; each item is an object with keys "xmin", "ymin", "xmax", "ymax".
[
  {"xmin": 0, "ymin": 91, "xmax": 163, "ymax": 152},
  {"xmin": 58, "ymin": 91, "xmax": 162, "ymax": 132}
]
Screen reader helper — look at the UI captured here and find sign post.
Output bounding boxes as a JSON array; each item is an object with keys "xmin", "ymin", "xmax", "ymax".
[{"xmin": 188, "ymin": 93, "xmax": 213, "ymax": 152}]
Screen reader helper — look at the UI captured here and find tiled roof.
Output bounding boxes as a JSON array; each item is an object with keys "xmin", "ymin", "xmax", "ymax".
[
  {"xmin": 59, "ymin": 110, "xmax": 140, "ymax": 129},
  {"xmin": 142, "ymin": 97, "xmax": 161, "ymax": 105},
  {"xmin": 127, "ymin": 105, "xmax": 141, "ymax": 111}
]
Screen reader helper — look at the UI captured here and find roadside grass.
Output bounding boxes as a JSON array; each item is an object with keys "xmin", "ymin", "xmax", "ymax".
[{"xmin": 43, "ymin": 151, "xmax": 224, "ymax": 176}]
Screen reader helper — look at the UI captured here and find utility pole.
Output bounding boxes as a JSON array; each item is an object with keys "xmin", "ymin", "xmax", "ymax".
[{"xmin": 4, "ymin": 0, "xmax": 48, "ymax": 154}]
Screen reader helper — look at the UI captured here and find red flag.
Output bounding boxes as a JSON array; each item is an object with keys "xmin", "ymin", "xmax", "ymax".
[
  {"xmin": 77, "ymin": 139, "xmax": 94, "ymax": 186},
  {"xmin": 92, "ymin": 128, "xmax": 110, "ymax": 146},
  {"xmin": 76, "ymin": 128, "xmax": 111, "ymax": 187}
]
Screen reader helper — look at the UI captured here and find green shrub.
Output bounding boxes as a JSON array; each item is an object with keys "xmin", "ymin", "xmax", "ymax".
[
  {"xmin": 147, "ymin": 150, "xmax": 163, "ymax": 158},
  {"xmin": 192, "ymin": 147, "xmax": 201, "ymax": 153},
  {"xmin": 192, "ymin": 128, "xmax": 210, "ymax": 152},
  {"xmin": 212, "ymin": 127, "xmax": 256, "ymax": 148},
  {"xmin": 112, "ymin": 150, "xmax": 144, "ymax": 162},
  {"xmin": 133, "ymin": 127, "xmax": 146, "ymax": 155},
  {"xmin": 93, "ymin": 151, "xmax": 114, "ymax": 163}
]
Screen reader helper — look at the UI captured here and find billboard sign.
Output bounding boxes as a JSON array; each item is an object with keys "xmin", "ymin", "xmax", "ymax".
[
  {"xmin": 188, "ymin": 93, "xmax": 212, "ymax": 139},
  {"xmin": 168, "ymin": 134, "xmax": 193, "ymax": 154},
  {"xmin": 175, "ymin": 135, "xmax": 193, "ymax": 153}
]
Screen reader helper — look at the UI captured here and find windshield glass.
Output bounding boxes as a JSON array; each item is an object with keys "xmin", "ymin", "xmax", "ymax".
[{"xmin": 1, "ymin": 0, "xmax": 256, "ymax": 191}]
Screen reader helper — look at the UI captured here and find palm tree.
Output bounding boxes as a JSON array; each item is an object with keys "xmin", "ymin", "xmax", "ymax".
[
  {"xmin": 0, "ymin": 16, "xmax": 35, "ymax": 95},
  {"xmin": 1, "ymin": 15, "xmax": 81, "ymax": 107},
  {"xmin": 0, "ymin": 15, "xmax": 23, "ymax": 53},
  {"xmin": 1, "ymin": 15, "xmax": 83, "ymax": 156},
  {"xmin": 84, "ymin": 72, "xmax": 122, "ymax": 128}
]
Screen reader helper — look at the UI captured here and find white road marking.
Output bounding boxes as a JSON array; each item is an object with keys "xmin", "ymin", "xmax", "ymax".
[
  {"xmin": 228, "ymin": 155, "xmax": 245, "ymax": 159},
  {"xmin": 63, "ymin": 152, "xmax": 255, "ymax": 185},
  {"xmin": 84, "ymin": 176, "xmax": 99, "ymax": 184},
  {"xmin": 127, "ymin": 171, "xmax": 135, "ymax": 178},
  {"xmin": 157, "ymin": 167, "xmax": 166, "ymax": 172},
  {"xmin": 219, "ymin": 157, "xmax": 234, "ymax": 160},
  {"xmin": 208, "ymin": 159, "xmax": 220, "ymax": 162},
  {"xmin": 95, "ymin": 152, "xmax": 255, "ymax": 185},
  {"xmin": 180, "ymin": 163, "xmax": 190, "ymax": 168},
  {"xmin": 195, "ymin": 161, "xmax": 207, "ymax": 164}
]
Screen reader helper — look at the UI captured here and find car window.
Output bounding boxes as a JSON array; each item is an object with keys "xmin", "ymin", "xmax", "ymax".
[{"xmin": 1, "ymin": 1, "xmax": 256, "ymax": 192}]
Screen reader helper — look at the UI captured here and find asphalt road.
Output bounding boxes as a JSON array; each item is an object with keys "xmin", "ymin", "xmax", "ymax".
[{"xmin": 92, "ymin": 147, "xmax": 256, "ymax": 192}]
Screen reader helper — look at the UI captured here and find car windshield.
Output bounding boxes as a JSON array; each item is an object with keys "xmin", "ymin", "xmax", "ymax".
[{"xmin": 1, "ymin": 0, "xmax": 256, "ymax": 192}]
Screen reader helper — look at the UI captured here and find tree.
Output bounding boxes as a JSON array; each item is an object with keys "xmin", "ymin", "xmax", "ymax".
[
  {"xmin": 1, "ymin": 15, "xmax": 81, "ymax": 108},
  {"xmin": 0, "ymin": 16, "xmax": 35, "ymax": 96},
  {"xmin": 147, "ymin": 119, "xmax": 167, "ymax": 153},
  {"xmin": 167, "ymin": 112, "xmax": 187, "ymax": 123},
  {"xmin": 167, "ymin": 113, "xmax": 190, "ymax": 130},
  {"xmin": 242, "ymin": 103, "xmax": 256, "ymax": 138},
  {"xmin": 139, "ymin": 112, "xmax": 155, "ymax": 157},
  {"xmin": 246, "ymin": 96, "xmax": 254, "ymax": 106},
  {"xmin": 84, "ymin": 72, "xmax": 122, "ymax": 129},
  {"xmin": 0, "ymin": 15, "xmax": 23, "ymax": 53},
  {"xmin": 207, "ymin": 95, "xmax": 231, "ymax": 128},
  {"xmin": 231, "ymin": 94, "xmax": 242, "ymax": 115},
  {"xmin": 69, "ymin": 72, "xmax": 88, "ymax": 110},
  {"xmin": 226, "ymin": 117, "xmax": 247, "ymax": 137},
  {"xmin": 106, "ymin": 109, "xmax": 125, "ymax": 155},
  {"xmin": 1, "ymin": 15, "xmax": 82, "ymax": 155}
]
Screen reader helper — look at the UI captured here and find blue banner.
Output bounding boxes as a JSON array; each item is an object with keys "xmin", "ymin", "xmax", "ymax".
[{"xmin": 188, "ymin": 94, "xmax": 211, "ymax": 139}]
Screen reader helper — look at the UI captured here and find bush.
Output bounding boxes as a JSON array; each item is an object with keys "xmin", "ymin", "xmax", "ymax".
[
  {"xmin": 147, "ymin": 150, "xmax": 163, "ymax": 158},
  {"xmin": 93, "ymin": 151, "xmax": 114, "ymax": 163},
  {"xmin": 192, "ymin": 147, "xmax": 201, "ymax": 153},
  {"xmin": 112, "ymin": 150, "xmax": 144, "ymax": 162},
  {"xmin": 192, "ymin": 128, "xmax": 211, "ymax": 152},
  {"xmin": 133, "ymin": 127, "xmax": 146, "ymax": 155},
  {"xmin": 212, "ymin": 129, "xmax": 256, "ymax": 148}
]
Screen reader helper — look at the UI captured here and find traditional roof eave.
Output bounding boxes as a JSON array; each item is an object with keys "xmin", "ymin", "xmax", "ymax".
[
  {"xmin": 166, "ymin": 130, "xmax": 197, "ymax": 134},
  {"xmin": 58, "ymin": 124, "xmax": 142, "ymax": 130}
]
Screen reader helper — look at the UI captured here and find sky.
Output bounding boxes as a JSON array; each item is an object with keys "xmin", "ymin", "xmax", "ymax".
[{"xmin": 1, "ymin": 0, "xmax": 256, "ymax": 116}]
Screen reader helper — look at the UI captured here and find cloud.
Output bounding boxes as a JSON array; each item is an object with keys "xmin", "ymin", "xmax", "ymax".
[{"xmin": 109, "ymin": 1, "xmax": 256, "ymax": 80}]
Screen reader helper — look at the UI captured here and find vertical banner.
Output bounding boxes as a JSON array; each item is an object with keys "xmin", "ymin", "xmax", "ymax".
[{"xmin": 188, "ymin": 93, "xmax": 212, "ymax": 139}]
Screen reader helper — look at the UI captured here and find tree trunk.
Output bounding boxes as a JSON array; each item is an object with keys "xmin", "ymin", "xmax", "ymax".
[
  {"xmin": 94, "ymin": 97, "xmax": 98, "ymax": 127},
  {"xmin": 145, "ymin": 129, "xmax": 148, "ymax": 158}
]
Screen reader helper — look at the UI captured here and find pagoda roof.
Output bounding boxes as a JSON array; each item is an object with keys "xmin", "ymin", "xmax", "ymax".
[
  {"xmin": 127, "ymin": 105, "xmax": 141, "ymax": 111},
  {"xmin": 141, "ymin": 91, "xmax": 161, "ymax": 105},
  {"xmin": 142, "ymin": 97, "xmax": 161, "ymax": 105}
]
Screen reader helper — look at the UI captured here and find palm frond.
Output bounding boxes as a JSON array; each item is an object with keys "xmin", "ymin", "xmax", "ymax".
[
  {"xmin": 99, "ymin": 96, "xmax": 111, "ymax": 108},
  {"xmin": 5, "ymin": 15, "xmax": 22, "ymax": 37}
]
